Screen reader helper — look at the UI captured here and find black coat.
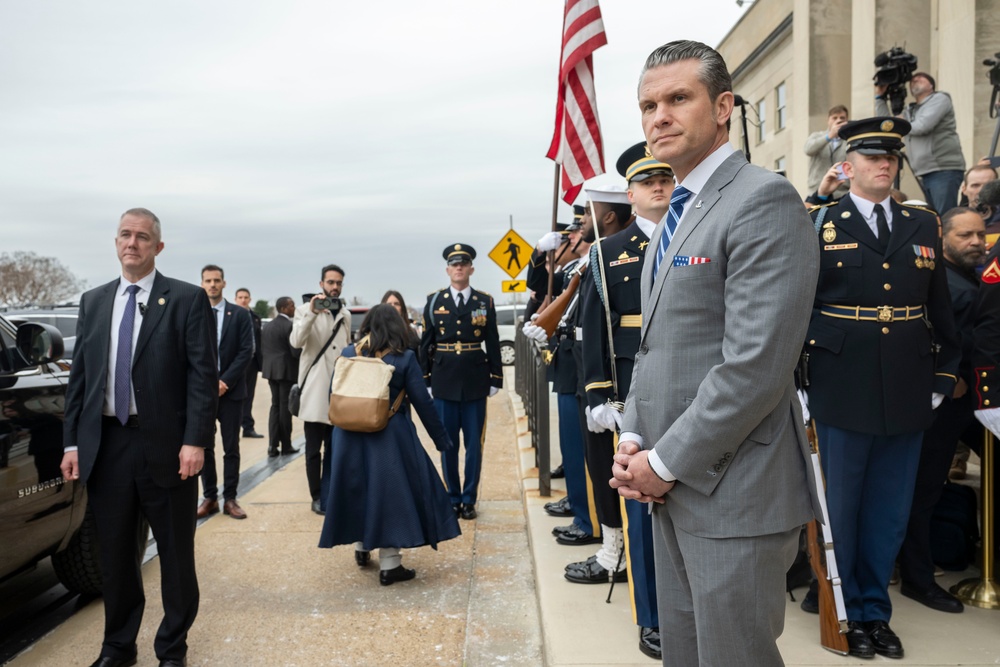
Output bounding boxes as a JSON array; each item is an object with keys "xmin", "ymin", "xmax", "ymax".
[
  {"xmin": 580, "ymin": 222, "xmax": 648, "ymax": 409},
  {"xmin": 972, "ymin": 245, "xmax": 1000, "ymax": 408},
  {"xmin": 261, "ymin": 315, "xmax": 299, "ymax": 382},
  {"xmin": 806, "ymin": 196, "xmax": 960, "ymax": 435},
  {"xmin": 64, "ymin": 271, "xmax": 218, "ymax": 487},
  {"xmin": 217, "ymin": 300, "xmax": 255, "ymax": 401},
  {"xmin": 419, "ymin": 287, "xmax": 502, "ymax": 402}
]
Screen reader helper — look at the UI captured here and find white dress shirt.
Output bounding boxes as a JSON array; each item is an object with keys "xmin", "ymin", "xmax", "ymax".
[
  {"xmin": 622, "ymin": 142, "xmax": 738, "ymax": 483},
  {"xmin": 848, "ymin": 192, "xmax": 894, "ymax": 238},
  {"xmin": 632, "ymin": 215, "xmax": 658, "ymax": 240},
  {"xmin": 450, "ymin": 286, "xmax": 472, "ymax": 305},
  {"xmin": 103, "ymin": 271, "xmax": 156, "ymax": 416}
]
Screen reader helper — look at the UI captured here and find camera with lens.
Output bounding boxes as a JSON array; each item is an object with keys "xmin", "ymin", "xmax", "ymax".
[
  {"xmin": 874, "ymin": 46, "xmax": 918, "ymax": 115},
  {"xmin": 986, "ymin": 52, "xmax": 1000, "ymax": 88},
  {"xmin": 314, "ymin": 296, "xmax": 343, "ymax": 314}
]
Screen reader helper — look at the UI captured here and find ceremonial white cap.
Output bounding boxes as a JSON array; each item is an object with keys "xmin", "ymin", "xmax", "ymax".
[{"xmin": 584, "ymin": 184, "xmax": 630, "ymax": 205}]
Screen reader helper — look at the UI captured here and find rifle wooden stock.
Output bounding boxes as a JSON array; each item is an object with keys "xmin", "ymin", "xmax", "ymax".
[
  {"xmin": 805, "ymin": 421, "xmax": 849, "ymax": 656},
  {"xmin": 534, "ymin": 271, "xmax": 580, "ymax": 338}
]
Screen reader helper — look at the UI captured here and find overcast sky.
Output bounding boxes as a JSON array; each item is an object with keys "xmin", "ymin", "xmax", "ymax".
[{"xmin": 1, "ymin": 1, "xmax": 748, "ymax": 309}]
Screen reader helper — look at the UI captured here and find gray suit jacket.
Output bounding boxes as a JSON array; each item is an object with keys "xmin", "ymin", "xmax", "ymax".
[{"xmin": 622, "ymin": 151, "xmax": 821, "ymax": 539}]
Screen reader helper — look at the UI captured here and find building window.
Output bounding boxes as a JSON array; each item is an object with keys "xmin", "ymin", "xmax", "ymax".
[
  {"xmin": 776, "ymin": 82, "xmax": 787, "ymax": 130},
  {"xmin": 775, "ymin": 156, "xmax": 786, "ymax": 173},
  {"xmin": 757, "ymin": 99, "xmax": 766, "ymax": 143}
]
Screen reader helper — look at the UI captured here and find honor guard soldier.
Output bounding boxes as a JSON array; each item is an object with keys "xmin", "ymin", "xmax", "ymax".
[
  {"xmin": 420, "ymin": 244, "xmax": 502, "ymax": 520},
  {"xmin": 576, "ymin": 143, "xmax": 673, "ymax": 660},
  {"xmin": 804, "ymin": 117, "xmax": 960, "ymax": 659}
]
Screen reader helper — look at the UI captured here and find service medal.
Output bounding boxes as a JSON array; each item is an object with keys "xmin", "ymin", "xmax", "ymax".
[
  {"xmin": 823, "ymin": 228, "xmax": 837, "ymax": 243},
  {"xmin": 915, "ymin": 257, "xmax": 924, "ymax": 268},
  {"xmin": 929, "ymin": 260, "xmax": 935, "ymax": 270}
]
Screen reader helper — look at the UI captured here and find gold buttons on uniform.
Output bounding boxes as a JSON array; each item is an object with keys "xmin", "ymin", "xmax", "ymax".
[
  {"xmin": 986, "ymin": 400, "xmax": 992, "ymax": 406},
  {"xmin": 883, "ymin": 283, "xmax": 891, "ymax": 291},
  {"xmin": 809, "ymin": 339, "xmax": 816, "ymax": 345},
  {"xmin": 881, "ymin": 327, "xmax": 889, "ymax": 334},
  {"xmin": 984, "ymin": 372, "xmax": 989, "ymax": 378},
  {"xmin": 883, "ymin": 262, "xmax": 890, "ymax": 269},
  {"xmin": 984, "ymin": 386, "xmax": 990, "ymax": 392},
  {"xmin": 456, "ymin": 320, "xmax": 461, "ymax": 324},
  {"xmin": 624, "ymin": 276, "xmax": 630, "ymax": 282},
  {"xmin": 456, "ymin": 331, "xmax": 461, "ymax": 335},
  {"xmin": 837, "ymin": 262, "xmax": 843, "ymax": 268}
]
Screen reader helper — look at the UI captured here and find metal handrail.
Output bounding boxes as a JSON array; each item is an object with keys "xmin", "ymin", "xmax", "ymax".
[{"xmin": 514, "ymin": 319, "xmax": 550, "ymax": 497}]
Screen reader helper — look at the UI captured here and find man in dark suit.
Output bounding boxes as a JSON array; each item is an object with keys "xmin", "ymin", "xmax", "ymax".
[
  {"xmin": 420, "ymin": 244, "xmax": 502, "ymax": 520},
  {"xmin": 61, "ymin": 208, "xmax": 217, "ymax": 667},
  {"xmin": 234, "ymin": 287, "xmax": 264, "ymax": 439},
  {"xmin": 805, "ymin": 118, "xmax": 960, "ymax": 658},
  {"xmin": 196, "ymin": 265, "xmax": 254, "ymax": 520},
  {"xmin": 261, "ymin": 296, "xmax": 299, "ymax": 457}
]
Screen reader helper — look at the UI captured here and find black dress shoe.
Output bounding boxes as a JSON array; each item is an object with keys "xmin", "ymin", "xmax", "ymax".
[
  {"xmin": 280, "ymin": 446, "xmax": 299, "ymax": 454},
  {"xmin": 89, "ymin": 657, "xmax": 137, "ymax": 667},
  {"xmin": 565, "ymin": 554, "xmax": 597, "ymax": 571},
  {"xmin": 544, "ymin": 496, "xmax": 573, "ymax": 517},
  {"xmin": 551, "ymin": 523, "xmax": 576, "ymax": 537},
  {"xmin": 355, "ymin": 549, "xmax": 371, "ymax": 567},
  {"xmin": 243, "ymin": 430, "xmax": 265, "ymax": 438},
  {"xmin": 638, "ymin": 626, "xmax": 661, "ymax": 660},
  {"xmin": 900, "ymin": 581, "xmax": 964, "ymax": 613},
  {"xmin": 452, "ymin": 504, "xmax": 461, "ymax": 515},
  {"xmin": 267, "ymin": 446, "xmax": 279, "ymax": 457},
  {"xmin": 554, "ymin": 525, "xmax": 601, "ymax": 546},
  {"xmin": 564, "ymin": 557, "xmax": 627, "ymax": 584},
  {"xmin": 864, "ymin": 620, "xmax": 903, "ymax": 659},
  {"xmin": 159, "ymin": 659, "xmax": 187, "ymax": 667},
  {"xmin": 379, "ymin": 565, "xmax": 416, "ymax": 586},
  {"xmin": 550, "ymin": 464, "xmax": 565, "ymax": 478},
  {"xmin": 800, "ymin": 579, "xmax": 819, "ymax": 614},
  {"xmin": 845, "ymin": 621, "xmax": 875, "ymax": 659},
  {"xmin": 311, "ymin": 499, "xmax": 325, "ymax": 515},
  {"xmin": 460, "ymin": 504, "xmax": 477, "ymax": 520}
]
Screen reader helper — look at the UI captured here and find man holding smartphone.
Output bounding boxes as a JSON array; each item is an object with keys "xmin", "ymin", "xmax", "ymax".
[{"xmin": 805, "ymin": 105, "xmax": 851, "ymax": 197}]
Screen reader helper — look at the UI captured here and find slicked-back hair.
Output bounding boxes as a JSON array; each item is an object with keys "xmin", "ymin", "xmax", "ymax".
[
  {"xmin": 357, "ymin": 304, "xmax": 409, "ymax": 356},
  {"xmin": 321, "ymin": 264, "xmax": 345, "ymax": 281},
  {"xmin": 201, "ymin": 264, "xmax": 224, "ymax": 279},
  {"xmin": 275, "ymin": 296, "xmax": 294, "ymax": 311},
  {"xmin": 121, "ymin": 207, "xmax": 162, "ymax": 241},
  {"xmin": 639, "ymin": 40, "xmax": 732, "ymax": 131},
  {"xmin": 235, "ymin": 288, "xmax": 250, "ymax": 297},
  {"xmin": 941, "ymin": 206, "xmax": 980, "ymax": 235}
]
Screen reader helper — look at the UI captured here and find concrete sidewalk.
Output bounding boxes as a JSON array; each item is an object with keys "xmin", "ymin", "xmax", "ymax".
[{"xmin": 10, "ymin": 368, "xmax": 1000, "ymax": 666}]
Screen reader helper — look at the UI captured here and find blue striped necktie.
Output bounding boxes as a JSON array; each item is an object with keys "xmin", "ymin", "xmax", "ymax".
[
  {"xmin": 114, "ymin": 284, "xmax": 140, "ymax": 425},
  {"xmin": 652, "ymin": 186, "xmax": 692, "ymax": 281}
]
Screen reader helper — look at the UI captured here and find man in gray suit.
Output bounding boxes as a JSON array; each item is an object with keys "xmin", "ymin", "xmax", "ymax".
[{"xmin": 610, "ymin": 40, "xmax": 820, "ymax": 665}]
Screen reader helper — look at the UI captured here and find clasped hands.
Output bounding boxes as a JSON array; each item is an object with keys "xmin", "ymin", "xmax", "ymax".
[{"xmin": 610, "ymin": 440, "xmax": 674, "ymax": 504}]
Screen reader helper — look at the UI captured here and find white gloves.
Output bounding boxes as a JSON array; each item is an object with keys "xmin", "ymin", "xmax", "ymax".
[
  {"xmin": 584, "ymin": 406, "xmax": 601, "ymax": 433},
  {"xmin": 536, "ymin": 231, "xmax": 564, "ymax": 252},
  {"xmin": 976, "ymin": 408, "xmax": 1000, "ymax": 438},
  {"xmin": 796, "ymin": 389, "xmax": 810, "ymax": 424},
  {"xmin": 932, "ymin": 392, "xmax": 945, "ymax": 410},
  {"xmin": 522, "ymin": 321, "xmax": 548, "ymax": 343},
  {"xmin": 590, "ymin": 403, "xmax": 623, "ymax": 432},
  {"xmin": 489, "ymin": 387, "xmax": 499, "ymax": 397},
  {"xmin": 427, "ymin": 387, "xmax": 434, "ymax": 399}
]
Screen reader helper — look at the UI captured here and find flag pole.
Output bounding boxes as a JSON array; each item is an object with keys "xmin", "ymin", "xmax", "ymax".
[{"xmin": 545, "ymin": 163, "xmax": 561, "ymax": 309}]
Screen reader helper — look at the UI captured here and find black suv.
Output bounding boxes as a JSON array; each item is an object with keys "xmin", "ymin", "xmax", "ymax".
[{"xmin": 0, "ymin": 312, "xmax": 144, "ymax": 595}]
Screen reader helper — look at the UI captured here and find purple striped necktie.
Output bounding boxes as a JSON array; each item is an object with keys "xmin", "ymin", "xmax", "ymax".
[
  {"xmin": 652, "ymin": 186, "xmax": 692, "ymax": 281},
  {"xmin": 114, "ymin": 284, "xmax": 140, "ymax": 425}
]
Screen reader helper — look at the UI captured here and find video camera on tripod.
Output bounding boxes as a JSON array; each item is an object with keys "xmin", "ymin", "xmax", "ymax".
[
  {"xmin": 986, "ymin": 51, "xmax": 1000, "ymax": 162},
  {"xmin": 874, "ymin": 46, "xmax": 918, "ymax": 115}
]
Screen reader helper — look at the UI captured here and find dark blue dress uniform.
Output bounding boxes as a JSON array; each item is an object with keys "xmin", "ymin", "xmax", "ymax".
[
  {"xmin": 580, "ymin": 221, "xmax": 658, "ymax": 631},
  {"xmin": 419, "ymin": 245, "xmax": 502, "ymax": 513},
  {"xmin": 549, "ymin": 258, "xmax": 596, "ymax": 537},
  {"xmin": 805, "ymin": 117, "xmax": 960, "ymax": 636}
]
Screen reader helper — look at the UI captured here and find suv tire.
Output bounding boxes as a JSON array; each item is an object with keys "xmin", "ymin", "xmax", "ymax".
[{"xmin": 51, "ymin": 504, "xmax": 149, "ymax": 596}]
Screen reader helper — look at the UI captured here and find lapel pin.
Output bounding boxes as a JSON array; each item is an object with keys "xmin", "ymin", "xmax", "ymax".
[
  {"xmin": 695, "ymin": 200, "xmax": 703, "ymax": 209},
  {"xmin": 158, "ymin": 298, "xmax": 166, "ymax": 305},
  {"xmin": 841, "ymin": 212, "xmax": 851, "ymax": 219}
]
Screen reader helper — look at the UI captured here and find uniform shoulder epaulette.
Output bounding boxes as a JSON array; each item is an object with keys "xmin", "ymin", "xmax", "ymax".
[
  {"xmin": 476, "ymin": 289, "xmax": 492, "ymax": 297},
  {"xmin": 427, "ymin": 288, "xmax": 446, "ymax": 297},
  {"xmin": 900, "ymin": 202, "xmax": 938, "ymax": 216}
]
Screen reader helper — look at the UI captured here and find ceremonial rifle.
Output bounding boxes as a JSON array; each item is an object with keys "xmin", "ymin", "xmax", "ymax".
[
  {"xmin": 589, "ymin": 201, "xmax": 632, "ymax": 413},
  {"xmin": 804, "ymin": 417, "xmax": 849, "ymax": 655}
]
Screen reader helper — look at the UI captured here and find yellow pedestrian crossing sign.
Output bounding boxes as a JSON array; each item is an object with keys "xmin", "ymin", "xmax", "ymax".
[
  {"xmin": 488, "ymin": 230, "xmax": 533, "ymax": 279},
  {"xmin": 502, "ymin": 280, "xmax": 526, "ymax": 293}
]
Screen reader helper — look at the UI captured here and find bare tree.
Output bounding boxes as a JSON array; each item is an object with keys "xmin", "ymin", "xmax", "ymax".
[{"xmin": 0, "ymin": 252, "xmax": 86, "ymax": 307}]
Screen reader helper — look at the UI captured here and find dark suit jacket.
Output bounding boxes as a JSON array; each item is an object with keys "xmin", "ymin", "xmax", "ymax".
[
  {"xmin": 63, "ymin": 271, "xmax": 218, "ymax": 488},
  {"xmin": 217, "ymin": 300, "xmax": 255, "ymax": 401},
  {"xmin": 261, "ymin": 315, "xmax": 299, "ymax": 382},
  {"xmin": 248, "ymin": 310, "xmax": 263, "ymax": 369}
]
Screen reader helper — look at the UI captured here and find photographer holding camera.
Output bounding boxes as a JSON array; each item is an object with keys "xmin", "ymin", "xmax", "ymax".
[
  {"xmin": 290, "ymin": 264, "xmax": 351, "ymax": 515},
  {"xmin": 876, "ymin": 71, "xmax": 965, "ymax": 215}
]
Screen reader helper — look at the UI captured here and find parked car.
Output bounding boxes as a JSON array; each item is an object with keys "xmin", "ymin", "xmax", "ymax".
[
  {"xmin": 0, "ymin": 312, "xmax": 146, "ymax": 595},
  {"xmin": 3, "ymin": 305, "xmax": 79, "ymax": 361},
  {"xmin": 495, "ymin": 304, "xmax": 523, "ymax": 366}
]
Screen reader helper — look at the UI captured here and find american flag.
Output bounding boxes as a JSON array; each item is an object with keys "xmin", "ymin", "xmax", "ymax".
[
  {"xmin": 545, "ymin": 0, "xmax": 608, "ymax": 204},
  {"xmin": 673, "ymin": 256, "xmax": 711, "ymax": 267}
]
